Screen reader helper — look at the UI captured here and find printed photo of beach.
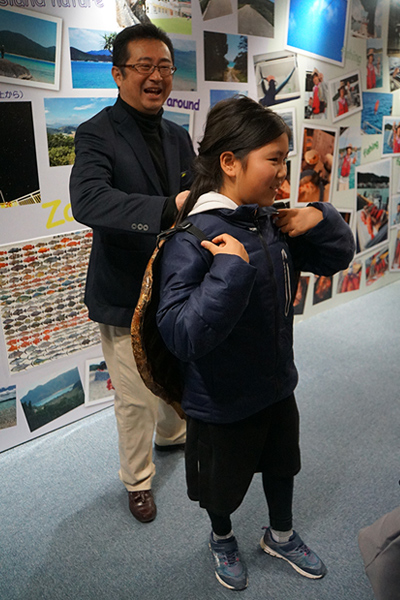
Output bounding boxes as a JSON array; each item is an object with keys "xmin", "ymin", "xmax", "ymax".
[
  {"xmin": 171, "ymin": 37, "xmax": 196, "ymax": 91},
  {"xmin": 44, "ymin": 97, "xmax": 116, "ymax": 167},
  {"xmin": 0, "ymin": 386, "xmax": 17, "ymax": 431},
  {"xmin": 69, "ymin": 27, "xmax": 116, "ymax": 89},
  {"xmin": 0, "ymin": 6, "xmax": 61, "ymax": 90},
  {"xmin": 20, "ymin": 367, "xmax": 84, "ymax": 432}
]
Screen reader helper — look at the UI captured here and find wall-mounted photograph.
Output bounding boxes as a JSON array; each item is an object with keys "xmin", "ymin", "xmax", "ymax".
[
  {"xmin": 293, "ymin": 275, "xmax": 309, "ymax": 316},
  {"xmin": 0, "ymin": 102, "xmax": 40, "ymax": 208},
  {"xmin": 44, "ymin": 97, "xmax": 116, "ymax": 167},
  {"xmin": 115, "ymin": 0, "xmax": 192, "ymax": 34},
  {"xmin": 336, "ymin": 127, "xmax": 362, "ymax": 192},
  {"xmin": 382, "ymin": 116, "xmax": 400, "ymax": 156},
  {"xmin": 329, "ymin": 71, "xmax": 362, "ymax": 123},
  {"xmin": 390, "ymin": 194, "xmax": 400, "ymax": 227},
  {"xmin": 296, "ymin": 125, "xmax": 337, "ymax": 204},
  {"xmin": 390, "ymin": 228, "xmax": 400, "ymax": 270},
  {"xmin": 361, "ymin": 92, "xmax": 393, "ymax": 135},
  {"xmin": 0, "ymin": 6, "xmax": 61, "ymax": 90},
  {"xmin": 304, "ymin": 67, "xmax": 328, "ymax": 120},
  {"xmin": 69, "ymin": 27, "xmax": 116, "ymax": 89},
  {"xmin": 85, "ymin": 359, "xmax": 114, "ymax": 406},
  {"xmin": 0, "ymin": 386, "xmax": 17, "ymax": 431},
  {"xmin": 204, "ymin": 31, "xmax": 247, "ymax": 83},
  {"xmin": 312, "ymin": 275, "xmax": 333, "ymax": 305},
  {"xmin": 389, "ymin": 55, "xmax": 400, "ymax": 91},
  {"xmin": 365, "ymin": 246, "xmax": 389, "ymax": 286},
  {"xmin": 351, "ymin": 0, "xmax": 383, "ymax": 39},
  {"xmin": 286, "ymin": 0, "xmax": 349, "ymax": 66},
  {"xmin": 356, "ymin": 158, "xmax": 390, "ymax": 254},
  {"xmin": 337, "ymin": 260, "xmax": 362, "ymax": 294},
  {"xmin": 365, "ymin": 40, "xmax": 382, "ymax": 89},
  {"xmin": 171, "ymin": 37, "xmax": 196, "ymax": 91},
  {"xmin": 164, "ymin": 108, "xmax": 194, "ymax": 138},
  {"xmin": 199, "ymin": 0, "xmax": 233, "ymax": 21},
  {"xmin": 388, "ymin": 0, "xmax": 400, "ymax": 54},
  {"xmin": 0, "ymin": 230, "xmax": 101, "ymax": 374},
  {"xmin": 273, "ymin": 106, "xmax": 297, "ymax": 157},
  {"xmin": 238, "ymin": 0, "xmax": 274, "ymax": 38},
  {"xmin": 254, "ymin": 50, "xmax": 300, "ymax": 107},
  {"xmin": 20, "ymin": 367, "xmax": 84, "ymax": 432},
  {"xmin": 210, "ymin": 89, "xmax": 248, "ymax": 108}
]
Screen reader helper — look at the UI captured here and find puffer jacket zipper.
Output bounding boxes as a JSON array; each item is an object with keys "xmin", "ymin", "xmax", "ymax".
[
  {"xmin": 254, "ymin": 213, "xmax": 282, "ymax": 401},
  {"xmin": 281, "ymin": 248, "xmax": 291, "ymax": 317}
]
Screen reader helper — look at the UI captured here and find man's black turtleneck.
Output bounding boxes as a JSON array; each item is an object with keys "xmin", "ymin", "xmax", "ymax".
[{"xmin": 118, "ymin": 96, "xmax": 177, "ymax": 228}]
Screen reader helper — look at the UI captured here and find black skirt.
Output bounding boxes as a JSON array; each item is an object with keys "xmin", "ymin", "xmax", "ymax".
[{"xmin": 185, "ymin": 394, "xmax": 301, "ymax": 515}]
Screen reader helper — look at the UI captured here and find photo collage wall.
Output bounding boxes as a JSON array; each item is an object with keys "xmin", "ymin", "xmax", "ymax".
[{"xmin": 1, "ymin": 0, "xmax": 400, "ymax": 451}]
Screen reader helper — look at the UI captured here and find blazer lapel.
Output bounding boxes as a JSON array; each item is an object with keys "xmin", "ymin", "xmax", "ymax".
[{"xmin": 111, "ymin": 102, "xmax": 163, "ymax": 196}]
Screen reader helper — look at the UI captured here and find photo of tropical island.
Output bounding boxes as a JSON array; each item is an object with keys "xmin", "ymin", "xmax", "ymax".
[
  {"xmin": 69, "ymin": 27, "xmax": 117, "ymax": 89},
  {"xmin": 0, "ymin": 7, "xmax": 61, "ymax": 90},
  {"xmin": 238, "ymin": 0, "xmax": 274, "ymax": 38},
  {"xmin": 44, "ymin": 97, "xmax": 116, "ymax": 167},
  {"xmin": 20, "ymin": 367, "xmax": 84, "ymax": 432},
  {"xmin": 204, "ymin": 31, "xmax": 247, "ymax": 83},
  {"xmin": 0, "ymin": 385, "xmax": 17, "ymax": 431}
]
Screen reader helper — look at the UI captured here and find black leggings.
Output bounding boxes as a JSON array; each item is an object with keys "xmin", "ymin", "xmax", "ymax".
[{"xmin": 207, "ymin": 474, "xmax": 294, "ymax": 536}]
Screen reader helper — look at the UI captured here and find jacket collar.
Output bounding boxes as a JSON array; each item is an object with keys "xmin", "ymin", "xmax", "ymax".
[
  {"xmin": 110, "ymin": 98, "xmax": 178, "ymax": 196},
  {"xmin": 189, "ymin": 191, "xmax": 278, "ymax": 226}
]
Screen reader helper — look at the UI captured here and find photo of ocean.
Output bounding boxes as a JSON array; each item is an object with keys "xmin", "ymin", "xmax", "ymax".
[
  {"xmin": 71, "ymin": 61, "xmax": 115, "ymax": 89},
  {"xmin": 4, "ymin": 53, "xmax": 55, "ymax": 84},
  {"xmin": 361, "ymin": 92, "xmax": 393, "ymax": 135},
  {"xmin": 171, "ymin": 39, "xmax": 197, "ymax": 92}
]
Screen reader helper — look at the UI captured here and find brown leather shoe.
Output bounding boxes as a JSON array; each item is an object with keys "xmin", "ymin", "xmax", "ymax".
[{"xmin": 128, "ymin": 490, "xmax": 157, "ymax": 523}]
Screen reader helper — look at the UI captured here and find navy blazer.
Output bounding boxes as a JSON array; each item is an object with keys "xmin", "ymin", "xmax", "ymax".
[{"xmin": 69, "ymin": 99, "xmax": 195, "ymax": 327}]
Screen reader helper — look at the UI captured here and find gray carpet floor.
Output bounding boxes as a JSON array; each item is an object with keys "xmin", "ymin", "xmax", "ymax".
[{"xmin": 1, "ymin": 281, "xmax": 399, "ymax": 600}]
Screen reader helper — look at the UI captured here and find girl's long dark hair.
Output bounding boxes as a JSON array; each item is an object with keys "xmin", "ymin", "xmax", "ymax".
[{"xmin": 176, "ymin": 95, "xmax": 291, "ymax": 225}]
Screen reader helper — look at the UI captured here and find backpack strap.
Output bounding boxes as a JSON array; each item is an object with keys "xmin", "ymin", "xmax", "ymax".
[{"xmin": 157, "ymin": 220, "xmax": 208, "ymax": 246}]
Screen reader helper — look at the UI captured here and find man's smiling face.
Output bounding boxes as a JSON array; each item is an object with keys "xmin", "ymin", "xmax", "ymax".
[{"xmin": 112, "ymin": 38, "xmax": 173, "ymax": 114}]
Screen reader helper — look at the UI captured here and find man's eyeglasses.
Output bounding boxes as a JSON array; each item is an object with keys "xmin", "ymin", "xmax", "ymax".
[{"xmin": 118, "ymin": 63, "xmax": 177, "ymax": 77}]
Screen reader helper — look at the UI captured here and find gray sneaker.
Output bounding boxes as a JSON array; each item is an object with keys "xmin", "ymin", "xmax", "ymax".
[
  {"xmin": 209, "ymin": 533, "xmax": 248, "ymax": 590},
  {"xmin": 260, "ymin": 527, "xmax": 327, "ymax": 579}
]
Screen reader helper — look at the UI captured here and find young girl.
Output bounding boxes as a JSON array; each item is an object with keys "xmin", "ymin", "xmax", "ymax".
[{"xmin": 156, "ymin": 96, "xmax": 355, "ymax": 591}]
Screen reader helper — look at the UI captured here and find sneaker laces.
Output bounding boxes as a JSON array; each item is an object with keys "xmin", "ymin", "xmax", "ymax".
[{"xmin": 223, "ymin": 548, "xmax": 240, "ymax": 566}]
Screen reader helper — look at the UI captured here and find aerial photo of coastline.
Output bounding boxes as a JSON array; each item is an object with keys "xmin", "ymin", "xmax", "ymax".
[{"xmin": 0, "ymin": 7, "xmax": 61, "ymax": 90}]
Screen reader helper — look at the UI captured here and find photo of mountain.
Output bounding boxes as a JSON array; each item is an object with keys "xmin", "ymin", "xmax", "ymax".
[
  {"xmin": 0, "ymin": 7, "xmax": 61, "ymax": 90},
  {"xmin": 44, "ymin": 97, "xmax": 116, "ymax": 166}
]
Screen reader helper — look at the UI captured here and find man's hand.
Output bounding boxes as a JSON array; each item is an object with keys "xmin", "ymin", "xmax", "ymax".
[
  {"xmin": 274, "ymin": 207, "xmax": 323, "ymax": 237},
  {"xmin": 201, "ymin": 234, "xmax": 249, "ymax": 263},
  {"xmin": 175, "ymin": 190, "xmax": 190, "ymax": 210}
]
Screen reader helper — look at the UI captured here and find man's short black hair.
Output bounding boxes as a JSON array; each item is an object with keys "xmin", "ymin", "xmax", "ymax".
[{"xmin": 112, "ymin": 23, "xmax": 175, "ymax": 67}]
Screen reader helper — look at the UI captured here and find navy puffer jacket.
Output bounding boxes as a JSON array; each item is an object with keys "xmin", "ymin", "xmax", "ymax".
[{"xmin": 157, "ymin": 199, "xmax": 355, "ymax": 424}]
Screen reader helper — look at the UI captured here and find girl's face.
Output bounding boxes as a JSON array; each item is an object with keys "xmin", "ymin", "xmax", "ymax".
[{"xmin": 221, "ymin": 133, "xmax": 289, "ymax": 207}]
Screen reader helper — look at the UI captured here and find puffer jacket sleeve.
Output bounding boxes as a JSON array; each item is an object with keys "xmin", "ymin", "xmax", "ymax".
[
  {"xmin": 289, "ymin": 202, "xmax": 355, "ymax": 275},
  {"xmin": 157, "ymin": 233, "xmax": 257, "ymax": 362}
]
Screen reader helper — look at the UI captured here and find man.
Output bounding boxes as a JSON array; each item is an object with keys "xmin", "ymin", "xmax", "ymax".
[{"xmin": 70, "ymin": 24, "xmax": 195, "ymax": 523}]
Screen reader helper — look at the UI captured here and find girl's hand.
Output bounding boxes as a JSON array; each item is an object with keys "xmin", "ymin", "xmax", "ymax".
[
  {"xmin": 274, "ymin": 207, "xmax": 323, "ymax": 237},
  {"xmin": 201, "ymin": 234, "xmax": 249, "ymax": 263}
]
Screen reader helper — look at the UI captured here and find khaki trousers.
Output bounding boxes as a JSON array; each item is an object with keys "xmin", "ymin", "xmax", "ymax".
[{"xmin": 99, "ymin": 323, "xmax": 186, "ymax": 492}]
